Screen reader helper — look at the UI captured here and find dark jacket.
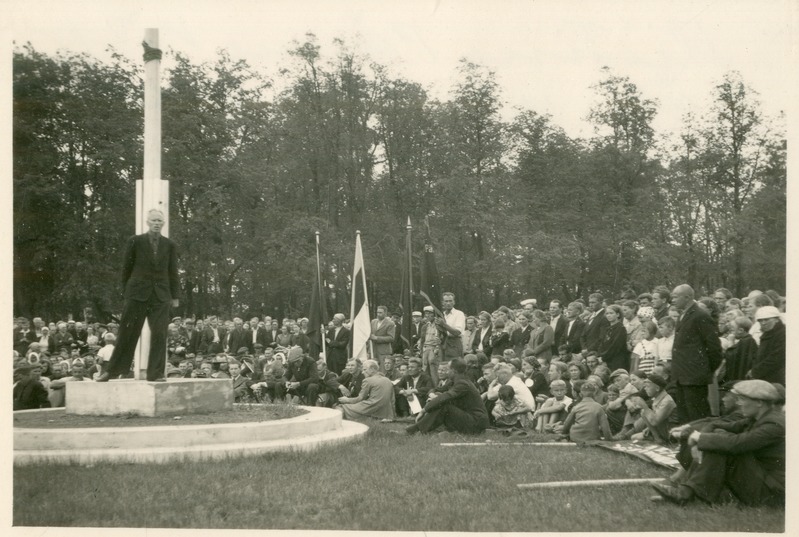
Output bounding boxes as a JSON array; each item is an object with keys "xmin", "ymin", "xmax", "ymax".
[
  {"xmin": 121, "ymin": 233, "xmax": 180, "ymax": 303},
  {"xmin": 598, "ymin": 322, "xmax": 630, "ymax": 371},
  {"xmin": 581, "ymin": 309, "xmax": 609, "ymax": 353},
  {"xmin": 396, "ymin": 372, "xmax": 435, "ymax": 407},
  {"xmin": 13, "ymin": 378, "xmax": 51, "ymax": 410},
  {"xmin": 424, "ymin": 375, "xmax": 490, "ymax": 431},
  {"xmin": 510, "ymin": 325, "xmax": 532, "ymax": 357},
  {"xmin": 337, "ymin": 370, "xmax": 365, "ymax": 398},
  {"xmin": 671, "ymin": 302, "xmax": 723, "ymax": 385},
  {"xmin": 750, "ymin": 321, "xmax": 785, "ymax": 386},
  {"xmin": 562, "ymin": 317, "xmax": 585, "ymax": 354},
  {"xmin": 283, "ymin": 356, "xmax": 319, "ymax": 388},
  {"xmin": 721, "ymin": 334, "xmax": 758, "ymax": 383}
]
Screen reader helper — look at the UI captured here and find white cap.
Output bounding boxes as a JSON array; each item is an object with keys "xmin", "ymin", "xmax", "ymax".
[{"xmin": 755, "ymin": 306, "xmax": 781, "ymax": 321}]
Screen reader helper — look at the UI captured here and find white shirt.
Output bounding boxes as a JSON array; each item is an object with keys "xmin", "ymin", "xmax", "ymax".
[
  {"xmin": 477, "ymin": 327, "xmax": 489, "ymax": 351},
  {"xmin": 443, "ymin": 308, "xmax": 466, "ymax": 335},
  {"xmin": 487, "ymin": 375, "xmax": 536, "ymax": 410},
  {"xmin": 550, "ymin": 315, "xmax": 561, "ymax": 332}
]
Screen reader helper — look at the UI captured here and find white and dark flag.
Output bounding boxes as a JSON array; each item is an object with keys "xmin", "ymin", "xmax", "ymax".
[{"xmin": 349, "ymin": 232, "xmax": 371, "ymax": 362}]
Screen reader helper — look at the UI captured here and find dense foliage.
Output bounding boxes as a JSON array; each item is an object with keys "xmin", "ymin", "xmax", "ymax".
[{"xmin": 13, "ymin": 37, "xmax": 786, "ymax": 321}]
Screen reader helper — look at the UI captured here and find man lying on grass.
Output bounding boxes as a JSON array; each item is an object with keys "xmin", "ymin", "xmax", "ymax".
[{"xmin": 406, "ymin": 357, "xmax": 490, "ymax": 435}]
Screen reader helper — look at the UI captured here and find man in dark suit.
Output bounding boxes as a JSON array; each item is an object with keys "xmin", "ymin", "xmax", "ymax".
[
  {"xmin": 581, "ymin": 293, "xmax": 609, "ymax": 357},
  {"xmin": 227, "ymin": 318, "xmax": 251, "ymax": 355},
  {"xmin": 325, "ymin": 313, "xmax": 350, "ymax": 375},
  {"xmin": 671, "ymin": 284, "xmax": 723, "ymax": 423},
  {"xmin": 264, "ymin": 320, "xmax": 280, "ymax": 349},
  {"xmin": 470, "ymin": 313, "xmax": 493, "ymax": 357},
  {"xmin": 186, "ymin": 319, "xmax": 203, "ymax": 355},
  {"xmin": 284, "ymin": 346, "xmax": 320, "ymax": 405},
  {"xmin": 97, "ymin": 209, "xmax": 179, "ymax": 382},
  {"xmin": 396, "ymin": 357, "xmax": 435, "ymax": 417},
  {"xmin": 562, "ymin": 301, "xmax": 586, "ymax": 354},
  {"xmin": 406, "ymin": 358, "xmax": 490, "ymax": 435},
  {"xmin": 510, "ymin": 312, "xmax": 533, "ymax": 358},
  {"xmin": 548, "ymin": 300, "xmax": 568, "ymax": 355}
]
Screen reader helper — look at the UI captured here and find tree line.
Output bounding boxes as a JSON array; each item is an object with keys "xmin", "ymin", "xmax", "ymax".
[{"xmin": 13, "ymin": 34, "xmax": 786, "ymax": 322}]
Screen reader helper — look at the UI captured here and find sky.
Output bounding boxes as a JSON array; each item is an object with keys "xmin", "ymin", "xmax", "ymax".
[{"xmin": 4, "ymin": 0, "xmax": 796, "ymax": 139}]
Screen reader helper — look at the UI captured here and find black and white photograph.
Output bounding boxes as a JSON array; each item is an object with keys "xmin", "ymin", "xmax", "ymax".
[{"xmin": 5, "ymin": 0, "xmax": 795, "ymax": 534}]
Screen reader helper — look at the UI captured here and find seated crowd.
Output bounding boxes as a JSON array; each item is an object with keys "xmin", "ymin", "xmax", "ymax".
[{"xmin": 13, "ymin": 285, "xmax": 785, "ymax": 507}]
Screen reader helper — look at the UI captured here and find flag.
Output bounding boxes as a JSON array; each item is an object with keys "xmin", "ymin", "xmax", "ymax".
[
  {"xmin": 399, "ymin": 217, "xmax": 413, "ymax": 350},
  {"xmin": 307, "ymin": 275, "xmax": 326, "ymax": 359},
  {"xmin": 419, "ymin": 216, "xmax": 440, "ymax": 305},
  {"xmin": 308, "ymin": 232, "xmax": 327, "ymax": 360},
  {"xmin": 349, "ymin": 232, "xmax": 371, "ymax": 362}
]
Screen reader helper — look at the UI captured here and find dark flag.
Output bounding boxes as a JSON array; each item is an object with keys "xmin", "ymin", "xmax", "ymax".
[
  {"xmin": 307, "ymin": 275, "xmax": 327, "ymax": 360},
  {"xmin": 419, "ymin": 215, "xmax": 440, "ymax": 306},
  {"xmin": 399, "ymin": 217, "xmax": 414, "ymax": 350}
]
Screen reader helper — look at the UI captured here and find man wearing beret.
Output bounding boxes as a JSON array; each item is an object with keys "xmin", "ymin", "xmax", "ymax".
[
  {"xmin": 97, "ymin": 209, "xmax": 180, "ymax": 382},
  {"xmin": 652, "ymin": 380, "xmax": 784, "ymax": 506}
]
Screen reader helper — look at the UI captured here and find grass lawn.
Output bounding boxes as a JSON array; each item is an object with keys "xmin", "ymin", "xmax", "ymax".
[{"xmin": 13, "ymin": 419, "xmax": 784, "ymax": 532}]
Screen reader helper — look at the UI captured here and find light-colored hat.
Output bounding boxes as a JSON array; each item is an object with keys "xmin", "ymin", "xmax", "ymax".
[
  {"xmin": 755, "ymin": 306, "xmax": 781, "ymax": 321},
  {"xmin": 287, "ymin": 346, "xmax": 304, "ymax": 362},
  {"xmin": 731, "ymin": 380, "xmax": 780, "ymax": 401},
  {"xmin": 423, "ymin": 306, "xmax": 434, "ymax": 313},
  {"xmin": 520, "ymin": 298, "xmax": 537, "ymax": 307},
  {"xmin": 412, "ymin": 311, "xmax": 422, "ymax": 317}
]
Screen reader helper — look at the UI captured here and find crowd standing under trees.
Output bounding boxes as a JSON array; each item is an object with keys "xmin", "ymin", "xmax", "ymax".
[{"xmin": 13, "ymin": 36, "xmax": 785, "ymax": 324}]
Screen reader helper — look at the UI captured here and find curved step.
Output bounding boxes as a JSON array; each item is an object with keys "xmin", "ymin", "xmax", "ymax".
[{"xmin": 14, "ymin": 406, "xmax": 368, "ymax": 466}]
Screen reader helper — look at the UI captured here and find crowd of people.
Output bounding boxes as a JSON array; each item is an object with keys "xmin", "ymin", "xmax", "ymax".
[{"xmin": 13, "ymin": 285, "xmax": 785, "ymax": 507}]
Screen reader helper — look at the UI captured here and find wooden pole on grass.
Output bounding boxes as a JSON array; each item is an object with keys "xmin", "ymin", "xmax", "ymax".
[
  {"xmin": 441, "ymin": 442, "xmax": 577, "ymax": 447},
  {"xmin": 517, "ymin": 477, "xmax": 664, "ymax": 489}
]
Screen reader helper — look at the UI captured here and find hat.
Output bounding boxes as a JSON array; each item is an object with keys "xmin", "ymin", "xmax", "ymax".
[
  {"xmin": 520, "ymin": 298, "xmax": 537, "ymax": 307},
  {"xmin": 166, "ymin": 366, "xmax": 183, "ymax": 377},
  {"xmin": 15, "ymin": 363, "xmax": 33, "ymax": 373},
  {"xmin": 609, "ymin": 368, "xmax": 629, "ymax": 379},
  {"xmin": 731, "ymin": 379, "xmax": 780, "ymax": 401},
  {"xmin": 237, "ymin": 346, "xmax": 250, "ymax": 356},
  {"xmin": 172, "ymin": 317, "xmax": 182, "ymax": 324},
  {"xmin": 254, "ymin": 343, "xmax": 264, "ymax": 349},
  {"xmin": 274, "ymin": 352, "xmax": 286, "ymax": 362},
  {"xmin": 719, "ymin": 380, "xmax": 739, "ymax": 393},
  {"xmin": 755, "ymin": 306, "xmax": 781, "ymax": 321},
  {"xmin": 412, "ymin": 311, "xmax": 422, "ymax": 317},
  {"xmin": 287, "ymin": 346, "xmax": 304, "ymax": 362},
  {"xmin": 423, "ymin": 306, "xmax": 434, "ymax": 313},
  {"xmin": 645, "ymin": 372, "xmax": 668, "ymax": 389},
  {"xmin": 637, "ymin": 306, "xmax": 656, "ymax": 320}
]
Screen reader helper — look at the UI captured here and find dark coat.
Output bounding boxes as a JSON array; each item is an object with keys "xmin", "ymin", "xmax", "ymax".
[
  {"xmin": 471, "ymin": 326, "xmax": 493, "ymax": 357},
  {"xmin": 325, "ymin": 326, "xmax": 351, "ymax": 374},
  {"xmin": 581, "ymin": 309, "xmax": 609, "ymax": 353},
  {"xmin": 721, "ymin": 334, "xmax": 758, "ymax": 383},
  {"xmin": 423, "ymin": 375, "xmax": 490, "ymax": 431},
  {"xmin": 562, "ymin": 317, "xmax": 585, "ymax": 354},
  {"xmin": 13, "ymin": 378, "xmax": 51, "ymax": 410},
  {"xmin": 121, "ymin": 233, "xmax": 180, "ymax": 303},
  {"xmin": 201, "ymin": 326, "xmax": 226, "ymax": 355},
  {"xmin": 697, "ymin": 408, "xmax": 785, "ymax": 495},
  {"xmin": 750, "ymin": 321, "xmax": 785, "ymax": 386},
  {"xmin": 396, "ymin": 372, "xmax": 435, "ymax": 407},
  {"xmin": 283, "ymin": 356, "xmax": 319, "ymax": 388},
  {"xmin": 510, "ymin": 325, "xmax": 532, "ymax": 357},
  {"xmin": 337, "ymin": 370, "xmax": 365, "ymax": 398},
  {"xmin": 672, "ymin": 302, "xmax": 723, "ymax": 386},
  {"xmin": 598, "ymin": 322, "xmax": 630, "ymax": 371},
  {"xmin": 550, "ymin": 315, "xmax": 569, "ymax": 355}
]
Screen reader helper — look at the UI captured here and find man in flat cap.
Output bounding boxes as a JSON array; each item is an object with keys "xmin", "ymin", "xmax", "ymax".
[{"xmin": 651, "ymin": 380, "xmax": 784, "ymax": 506}]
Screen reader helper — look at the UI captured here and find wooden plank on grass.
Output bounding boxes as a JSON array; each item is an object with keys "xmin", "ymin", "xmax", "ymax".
[
  {"xmin": 517, "ymin": 477, "xmax": 663, "ymax": 489},
  {"xmin": 441, "ymin": 442, "xmax": 577, "ymax": 447}
]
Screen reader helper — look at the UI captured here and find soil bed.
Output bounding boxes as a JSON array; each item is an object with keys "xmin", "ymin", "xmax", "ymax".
[{"xmin": 13, "ymin": 404, "xmax": 307, "ymax": 428}]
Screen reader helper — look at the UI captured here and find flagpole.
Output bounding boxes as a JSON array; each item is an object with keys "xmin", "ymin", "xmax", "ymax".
[
  {"xmin": 404, "ymin": 216, "xmax": 414, "ymax": 351},
  {"xmin": 315, "ymin": 231, "xmax": 327, "ymax": 360}
]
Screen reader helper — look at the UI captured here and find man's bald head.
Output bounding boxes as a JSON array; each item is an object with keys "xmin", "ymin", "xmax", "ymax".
[{"xmin": 672, "ymin": 284, "xmax": 695, "ymax": 310}]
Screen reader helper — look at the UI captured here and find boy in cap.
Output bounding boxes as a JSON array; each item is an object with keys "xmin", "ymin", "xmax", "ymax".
[
  {"xmin": 418, "ymin": 305, "xmax": 444, "ymax": 385},
  {"xmin": 652, "ymin": 379, "xmax": 784, "ymax": 506},
  {"xmin": 630, "ymin": 372, "xmax": 676, "ymax": 443}
]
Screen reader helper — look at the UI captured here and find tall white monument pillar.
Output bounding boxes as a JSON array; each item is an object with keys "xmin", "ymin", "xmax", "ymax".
[{"xmin": 134, "ymin": 28, "xmax": 170, "ymax": 380}]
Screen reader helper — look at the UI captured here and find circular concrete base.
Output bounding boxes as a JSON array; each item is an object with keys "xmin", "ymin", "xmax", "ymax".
[{"xmin": 14, "ymin": 405, "xmax": 368, "ymax": 466}]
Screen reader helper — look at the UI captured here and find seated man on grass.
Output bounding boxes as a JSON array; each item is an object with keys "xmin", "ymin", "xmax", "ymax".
[
  {"xmin": 651, "ymin": 380, "xmax": 784, "ymax": 507},
  {"xmin": 316, "ymin": 361, "xmax": 350, "ymax": 407},
  {"xmin": 630, "ymin": 373, "xmax": 676, "ymax": 443},
  {"xmin": 406, "ymin": 357, "xmax": 490, "ymax": 435},
  {"xmin": 283, "ymin": 346, "xmax": 319, "ymax": 405},
  {"xmin": 338, "ymin": 359, "xmax": 395, "ymax": 420}
]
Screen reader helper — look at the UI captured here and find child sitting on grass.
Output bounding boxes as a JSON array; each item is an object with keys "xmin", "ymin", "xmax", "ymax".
[
  {"xmin": 559, "ymin": 381, "xmax": 613, "ymax": 442},
  {"xmin": 491, "ymin": 384, "xmax": 534, "ymax": 429},
  {"xmin": 533, "ymin": 379, "xmax": 572, "ymax": 432}
]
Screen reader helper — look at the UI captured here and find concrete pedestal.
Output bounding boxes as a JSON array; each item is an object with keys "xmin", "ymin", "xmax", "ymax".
[{"xmin": 65, "ymin": 378, "xmax": 233, "ymax": 417}]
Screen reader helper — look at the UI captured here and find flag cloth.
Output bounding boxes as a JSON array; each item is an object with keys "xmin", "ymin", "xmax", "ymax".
[
  {"xmin": 399, "ymin": 218, "xmax": 413, "ymax": 350},
  {"xmin": 307, "ymin": 275, "xmax": 327, "ymax": 360},
  {"xmin": 419, "ymin": 216, "xmax": 440, "ymax": 304},
  {"xmin": 349, "ymin": 233, "xmax": 371, "ymax": 362}
]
